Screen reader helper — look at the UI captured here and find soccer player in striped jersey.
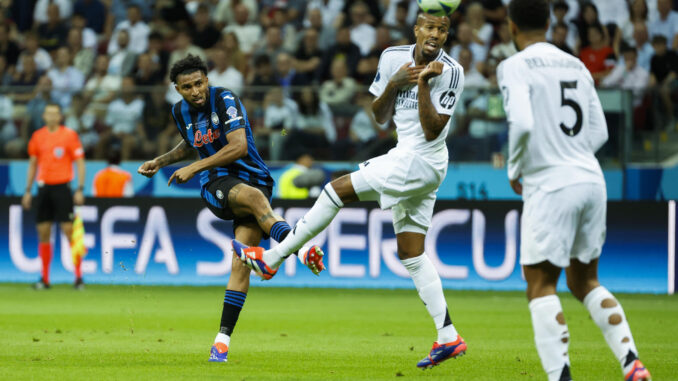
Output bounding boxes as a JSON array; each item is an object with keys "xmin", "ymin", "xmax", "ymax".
[
  {"xmin": 137, "ymin": 55, "xmax": 324, "ymax": 363},
  {"xmin": 498, "ymin": 1, "xmax": 651, "ymax": 380},
  {"xmin": 235, "ymin": 13, "xmax": 468, "ymax": 368}
]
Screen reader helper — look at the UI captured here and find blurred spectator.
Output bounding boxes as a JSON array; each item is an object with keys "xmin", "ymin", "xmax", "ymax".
[
  {"xmin": 109, "ymin": 0, "xmax": 151, "ymax": 29},
  {"xmin": 0, "ymin": 92, "xmax": 15, "ymax": 151},
  {"xmin": 466, "ymin": 67, "xmax": 507, "ymax": 161},
  {"xmin": 649, "ymin": 35, "xmax": 678, "ymax": 125},
  {"xmin": 278, "ymin": 153, "xmax": 324, "ymax": 199},
  {"xmin": 466, "ymin": 2, "xmax": 493, "ymax": 48},
  {"xmin": 37, "ymin": 4, "xmax": 68, "ymax": 52},
  {"xmin": 294, "ymin": 28, "xmax": 324, "ymax": 84},
  {"xmin": 342, "ymin": 0, "xmax": 381, "ymax": 24},
  {"xmin": 70, "ymin": 12, "xmax": 98, "ymax": 50},
  {"xmin": 602, "ymin": 46, "xmax": 650, "ymax": 106},
  {"xmin": 107, "ymin": 29, "xmax": 137, "ymax": 76},
  {"xmin": 67, "ymin": 28, "xmax": 95, "ymax": 78},
  {"xmin": 617, "ymin": 0, "xmax": 649, "ymax": 49},
  {"xmin": 450, "ymin": 23, "xmax": 487, "ymax": 69},
  {"xmin": 73, "ymin": 0, "xmax": 107, "ymax": 34},
  {"xmin": 84, "ymin": 55, "xmax": 122, "ymax": 112},
  {"xmin": 155, "ymin": 0, "xmax": 191, "ymax": 27},
  {"xmin": 482, "ymin": 0, "xmax": 509, "ymax": 25},
  {"xmin": 550, "ymin": 22, "xmax": 575, "ymax": 55},
  {"xmin": 550, "ymin": 0, "xmax": 579, "ymax": 24},
  {"xmin": 546, "ymin": 1, "xmax": 578, "ymax": 53},
  {"xmin": 17, "ymin": 32, "xmax": 52, "ymax": 73},
  {"xmin": 134, "ymin": 53, "xmax": 163, "ymax": 86},
  {"xmin": 268, "ymin": 7, "xmax": 298, "ymax": 53},
  {"xmin": 490, "ymin": 21, "xmax": 518, "ymax": 61},
  {"xmin": 574, "ymin": 3, "xmax": 606, "ymax": 50},
  {"xmin": 0, "ymin": 57, "xmax": 10, "ymax": 86},
  {"xmin": 93, "ymin": 145, "xmax": 134, "ymax": 197},
  {"xmin": 108, "ymin": 4, "xmax": 150, "ymax": 55},
  {"xmin": 285, "ymin": 86, "xmax": 336, "ymax": 160},
  {"xmin": 219, "ymin": 31, "xmax": 247, "ymax": 76},
  {"xmin": 47, "ymin": 47, "xmax": 85, "ymax": 109},
  {"xmin": 579, "ymin": 24, "xmax": 616, "ymax": 84},
  {"xmin": 4, "ymin": 76, "xmax": 52, "ymax": 158},
  {"xmin": 320, "ymin": 56, "xmax": 358, "ymax": 107},
  {"xmin": 0, "ymin": 25, "xmax": 20, "ymax": 73},
  {"xmin": 387, "ymin": 1, "xmax": 415, "ymax": 43},
  {"xmin": 11, "ymin": 55, "xmax": 40, "ymax": 101},
  {"xmin": 349, "ymin": 92, "xmax": 392, "ymax": 161},
  {"xmin": 147, "ymin": 32, "xmax": 170, "ymax": 78},
  {"xmin": 99, "ymin": 77, "xmax": 146, "ymax": 160},
  {"xmin": 168, "ymin": 30, "xmax": 207, "ymax": 76},
  {"xmin": 222, "ymin": 4, "xmax": 262, "ymax": 55},
  {"xmin": 275, "ymin": 52, "xmax": 309, "ymax": 95},
  {"xmin": 10, "ymin": 0, "xmax": 35, "ymax": 32},
  {"xmin": 33, "ymin": 0, "xmax": 72, "ymax": 24},
  {"xmin": 304, "ymin": 0, "xmax": 345, "ymax": 28},
  {"xmin": 306, "ymin": 8, "xmax": 336, "ymax": 49},
  {"xmin": 247, "ymin": 54, "xmax": 277, "ymax": 103},
  {"xmin": 208, "ymin": 49, "xmax": 244, "ymax": 95},
  {"xmin": 262, "ymin": 87, "xmax": 296, "ymax": 160},
  {"xmin": 356, "ymin": 25, "xmax": 391, "ymax": 84},
  {"xmin": 190, "ymin": 3, "xmax": 220, "ymax": 50},
  {"xmin": 320, "ymin": 26, "xmax": 361, "ymax": 81},
  {"xmin": 64, "ymin": 94, "xmax": 98, "ymax": 151},
  {"xmin": 591, "ymin": 0, "xmax": 630, "ymax": 29},
  {"xmin": 254, "ymin": 26, "xmax": 287, "ymax": 63},
  {"xmin": 214, "ymin": 0, "xmax": 259, "ymax": 27},
  {"xmin": 632, "ymin": 22, "xmax": 655, "ymax": 71},
  {"xmin": 348, "ymin": 1, "xmax": 376, "ymax": 56},
  {"xmin": 382, "ymin": 0, "xmax": 418, "ymax": 27},
  {"xmin": 649, "ymin": 0, "xmax": 678, "ymax": 49},
  {"xmin": 458, "ymin": 47, "xmax": 489, "ymax": 90}
]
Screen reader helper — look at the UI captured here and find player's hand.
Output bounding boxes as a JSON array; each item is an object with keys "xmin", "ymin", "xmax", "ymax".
[
  {"xmin": 390, "ymin": 62, "xmax": 426, "ymax": 88},
  {"xmin": 168, "ymin": 166, "xmax": 196, "ymax": 186},
  {"xmin": 73, "ymin": 190, "xmax": 85, "ymax": 206},
  {"xmin": 21, "ymin": 193, "xmax": 32, "ymax": 210},
  {"xmin": 510, "ymin": 177, "xmax": 523, "ymax": 195},
  {"xmin": 418, "ymin": 61, "xmax": 444, "ymax": 82},
  {"xmin": 138, "ymin": 159, "xmax": 160, "ymax": 178}
]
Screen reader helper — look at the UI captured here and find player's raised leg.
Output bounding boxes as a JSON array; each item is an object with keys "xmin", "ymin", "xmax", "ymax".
[
  {"xmin": 226, "ymin": 183, "xmax": 325, "ymax": 277},
  {"xmin": 210, "ymin": 222, "xmax": 261, "ymax": 362},
  {"xmin": 566, "ymin": 259, "xmax": 651, "ymax": 381},
  {"xmin": 237, "ymin": 175, "xmax": 358, "ymax": 276},
  {"xmin": 524, "ymin": 261, "xmax": 572, "ymax": 381},
  {"xmin": 395, "ymin": 233, "xmax": 465, "ymax": 369}
]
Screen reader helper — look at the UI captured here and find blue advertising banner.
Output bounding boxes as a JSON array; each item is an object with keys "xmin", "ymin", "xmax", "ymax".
[{"xmin": 1, "ymin": 198, "xmax": 672, "ymax": 293}]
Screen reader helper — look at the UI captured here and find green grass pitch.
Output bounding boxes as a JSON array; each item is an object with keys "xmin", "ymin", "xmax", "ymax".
[{"xmin": 0, "ymin": 284, "xmax": 676, "ymax": 380}]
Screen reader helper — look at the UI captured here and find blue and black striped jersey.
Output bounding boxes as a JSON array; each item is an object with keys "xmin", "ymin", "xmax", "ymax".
[{"xmin": 170, "ymin": 86, "xmax": 273, "ymax": 190}]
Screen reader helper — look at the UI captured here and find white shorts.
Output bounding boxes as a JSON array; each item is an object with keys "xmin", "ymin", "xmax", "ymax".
[
  {"xmin": 351, "ymin": 148, "xmax": 444, "ymax": 234},
  {"xmin": 520, "ymin": 182, "xmax": 607, "ymax": 268}
]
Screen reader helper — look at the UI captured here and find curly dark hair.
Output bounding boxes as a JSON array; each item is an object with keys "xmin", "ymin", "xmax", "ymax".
[
  {"xmin": 508, "ymin": 0, "xmax": 549, "ymax": 32},
  {"xmin": 169, "ymin": 54, "xmax": 208, "ymax": 84}
]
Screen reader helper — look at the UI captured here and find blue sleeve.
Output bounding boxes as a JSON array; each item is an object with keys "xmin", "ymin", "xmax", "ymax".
[{"xmin": 217, "ymin": 91, "xmax": 246, "ymax": 134}]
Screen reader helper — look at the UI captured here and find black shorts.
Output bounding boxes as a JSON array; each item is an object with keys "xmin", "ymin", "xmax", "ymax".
[
  {"xmin": 35, "ymin": 183, "xmax": 74, "ymax": 223},
  {"xmin": 201, "ymin": 176, "xmax": 273, "ymax": 236}
]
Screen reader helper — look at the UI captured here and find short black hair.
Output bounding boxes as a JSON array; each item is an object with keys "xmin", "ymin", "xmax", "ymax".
[
  {"xmin": 553, "ymin": 1, "xmax": 569, "ymax": 12},
  {"xmin": 508, "ymin": 0, "xmax": 549, "ymax": 32},
  {"xmin": 107, "ymin": 144, "xmax": 122, "ymax": 165},
  {"xmin": 45, "ymin": 102, "xmax": 62, "ymax": 111},
  {"xmin": 620, "ymin": 43, "xmax": 637, "ymax": 55},
  {"xmin": 169, "ymin": 54, "xmax": 208, "ymax": 83},
  {"xmin": 651, "ymin": 35, "xmax": 667, "ymax": 45}
]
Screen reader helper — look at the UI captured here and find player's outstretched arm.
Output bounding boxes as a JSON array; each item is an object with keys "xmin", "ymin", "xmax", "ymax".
[
  {"xmin": 417, "ymin": 62, "xmax": 450, "ymax": 141},
  {"xmin": 168, "ymin": 128, "xmax": 248, "ymax": 185},
  {"xmin": 138, "ymin": 140, "xmax": 194, "ymax": 178},
  {"xmin": 372, "ymin": 62, "xmax": 424, "ymax": 124},
  {"xmin": 22, "ymin": 156, "xmax": 37, "ymax": 210}
]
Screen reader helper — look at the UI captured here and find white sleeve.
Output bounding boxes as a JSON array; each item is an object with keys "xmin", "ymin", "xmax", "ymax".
[
  {"xmin": 588, "ymin": 85, "xmax": 609, "ymax": 153},
  {"xmin": 123, "ymin": 179, "xmax": 134, "ymax": 197},
  {"xmin": 601, "ymin": 65, "xmax": 624, "ymax": 87},
  {"xmin": 368, "ymin": 51, "xmax": 393, "ymax": 97},
  {"xmin": 430, "ymin": 65, "xmax": 464, "ymax": 116},
  {"xmin": 497, "ymin": 59, "xmax": 534, "ymax": 181}
]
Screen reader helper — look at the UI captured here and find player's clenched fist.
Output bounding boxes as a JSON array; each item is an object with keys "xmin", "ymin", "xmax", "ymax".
[
  {"xmin": 137, "ymin": 159, "xmax": 160, "ymax": 177},
  {"xmin": 168, "ymin": 166, "xmax": 196, "ymax": 185},
  {"xmin": 390, "ymin": 62, "xmax": 426, "ymax": 88},
  {"xmin": 418, "ymin": 61, "xmax": 444, "ymax": 82}
]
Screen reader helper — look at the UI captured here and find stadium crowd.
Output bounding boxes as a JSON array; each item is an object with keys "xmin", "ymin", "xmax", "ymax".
[{"xmin": 0, "ymin": 0, "xmax": 677, "ymax": 162}]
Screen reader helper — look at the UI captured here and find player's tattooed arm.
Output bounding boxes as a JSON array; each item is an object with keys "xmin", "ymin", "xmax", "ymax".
[
  {"xmin": 417, "ymin": 62, "xmax": 450, "ymax": 141},
  {"xmin": 372, "ymin": 62, "xmax": 425, "ymax": 124},
  {"xmin": 138, "ymin": 140, "xmax": 194, "ymax": 177}
]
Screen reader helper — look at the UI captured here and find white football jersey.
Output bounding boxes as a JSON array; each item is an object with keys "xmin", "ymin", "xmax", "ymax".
[
  {"xmin": 497, "ymin": 42, "xmax": 608, "ymax": 194},
  {"xmin": 369, "ymin": 45, "xmax": 464, "ymax": 170}
]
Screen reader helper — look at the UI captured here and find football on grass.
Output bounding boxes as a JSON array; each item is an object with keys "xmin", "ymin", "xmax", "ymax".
[{"xmin": 417, "ymin": 0, "xmax": 461, "ymax": 16}]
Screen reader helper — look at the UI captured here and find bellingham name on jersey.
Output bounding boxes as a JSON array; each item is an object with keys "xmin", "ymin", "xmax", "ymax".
[{"xmin": 171, "ymin": 86, "xmax": 273, "ymax": 189}]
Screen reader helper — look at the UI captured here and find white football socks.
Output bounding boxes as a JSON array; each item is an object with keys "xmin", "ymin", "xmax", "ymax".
[
  {"xmin": 401, "ymin": 253, "xmax": 458, "ymax": 344},
  {"xmin": 583, "ymin": 286, "xmax": 639, "ymax": 374},
  {"xmin": 215, "ymin": 332, "xmax": 230, "ymax": 346},
  {"xmin": 529, "ymin": 295, "xmax": 570, "ymax": 381},
  {"xmin": 263, "ymin": 184, "xmax": 344, "ymax": 268}
]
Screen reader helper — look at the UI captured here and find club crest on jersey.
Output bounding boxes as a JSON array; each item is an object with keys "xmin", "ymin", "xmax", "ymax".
[
  {"xmin": 53, "ymin": 146, "xmax": 64, "ymax": 158},
  {"xmin": 211, "ymin": 112, "xmax": 219, "ymax": 126},
  {"xmin": 226, "ymin": 106, "xmax": 238, "ymax": 120},
  {"xmin": 216, "ymin": 189, "xmax": 224, "ymax": 199},
  {"xmin": 193, "ymin": 128, "xmax": 221, "ymax": 147}
]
